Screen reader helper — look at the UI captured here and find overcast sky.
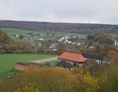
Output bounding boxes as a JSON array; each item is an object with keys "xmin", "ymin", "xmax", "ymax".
[{"xmin": 0, "ymin": 0, "xmax": 118, "ymax": 24}]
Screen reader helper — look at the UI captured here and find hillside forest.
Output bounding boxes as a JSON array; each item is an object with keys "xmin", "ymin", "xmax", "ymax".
[{"xmin": 0, "ymin": 20, "xmax": 118, "ymax": 34}]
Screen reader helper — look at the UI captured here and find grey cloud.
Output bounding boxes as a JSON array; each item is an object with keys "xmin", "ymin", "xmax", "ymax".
[{"xmin": 0, "ymin": 0, "xmax": 118, "ymax": 24}]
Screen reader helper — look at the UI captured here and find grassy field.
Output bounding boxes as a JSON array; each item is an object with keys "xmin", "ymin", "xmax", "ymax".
[
  {"xmin": 0, "ymin": 54, "xmax": 55, "ymax": 73},
  {"xmin": 0, "ymin": 54, "xmax": 56, "ymax": 81},
  {"xmin": 0, "ymin": 28, "xmax": 42, "ymax": 35},
  {"xmin": 0, "ymin": 28, "xmax": 44, "ymax": 43},
  {"xmin": 0, "ymin": 28, "xmax": 88, "ymax": 38}
]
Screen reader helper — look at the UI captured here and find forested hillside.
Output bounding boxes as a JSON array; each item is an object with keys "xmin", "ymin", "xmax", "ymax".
[{"xmin": 0, "ymin": 20, "xmax": 118, "ymax": 33}]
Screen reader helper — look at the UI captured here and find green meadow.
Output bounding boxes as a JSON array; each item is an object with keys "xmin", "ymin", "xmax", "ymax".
[
  {"xmin": 0, "ymin": 54, "xmax": 56, "ymax": 81},
  {"xmin": 0, "ymin": 54, "xmax": 55, "ymax": 73},
  {"xmin": 0, "ymin": 28, "xmax": 44, "ymax": 43},
  {"xmin": 0, "ymin": 28, "xmax": 42, "ymax": 35}
]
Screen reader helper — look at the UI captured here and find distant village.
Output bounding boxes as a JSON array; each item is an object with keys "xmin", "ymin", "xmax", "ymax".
[
  {"xmin": 13, "ymin": 32, "xmax": 118, "ymax": 53},
  {"xmin": 13, "ymin": 32, "xmax": 87, "ymax": 52}
]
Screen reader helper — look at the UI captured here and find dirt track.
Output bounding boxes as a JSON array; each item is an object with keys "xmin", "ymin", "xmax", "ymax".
[{"xmin": 28, "ymin": 56, "xmax": 58, "ymax": 63}]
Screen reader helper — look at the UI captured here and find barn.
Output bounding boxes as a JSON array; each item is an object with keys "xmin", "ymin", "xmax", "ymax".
[{"xmin": 58, "ymin": 52, "xmax": 86, "ymax": 66}]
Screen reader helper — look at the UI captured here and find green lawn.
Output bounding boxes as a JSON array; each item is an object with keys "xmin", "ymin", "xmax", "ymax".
[{"xmin": 0, "ymin": 54, "xmax": 55, "ymax": 73}]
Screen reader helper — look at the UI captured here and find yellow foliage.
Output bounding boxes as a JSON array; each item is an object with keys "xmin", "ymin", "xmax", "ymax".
[
  {"xmin": 15, "ymin": 83, "xmax": 39, "ymax": 92},
  {"xmin": 84, "ymin": 74, "xmax": 100, "ymax": 92}
]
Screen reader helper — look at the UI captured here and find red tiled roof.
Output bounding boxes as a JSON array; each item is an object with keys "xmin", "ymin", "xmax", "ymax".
[{"xmin": 58, "ymin": 52, "xmax": 86, "ymax": 63}]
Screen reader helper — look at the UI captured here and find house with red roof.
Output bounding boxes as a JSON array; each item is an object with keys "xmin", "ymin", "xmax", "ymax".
[{"xmin": 58, "ymin": 52, "xmax": 86, "ymax": 66}]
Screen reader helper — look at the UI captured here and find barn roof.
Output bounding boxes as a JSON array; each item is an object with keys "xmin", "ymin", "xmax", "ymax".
[
  {"xmin": 82, "ymin": 53, "xmax": 103, "ymax": 61},
  {"xmin": 58, "ymin": 52, "xmax": 86, "ymax": 63}
]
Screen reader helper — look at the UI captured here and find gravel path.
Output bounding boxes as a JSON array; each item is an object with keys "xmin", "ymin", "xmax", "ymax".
[{"xmin": 28, "ymin": 56, "xmax": 58, "ymax": 63}]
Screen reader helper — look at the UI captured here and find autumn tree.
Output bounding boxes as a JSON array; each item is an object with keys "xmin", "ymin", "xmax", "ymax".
[
  {"xmin": 107, "ymin": 50, "xmax": 118, "ymax": 63},
  {"xmin": 15, "ymin": 83, "xmax": 39, "ymax": 92},
  {"xmin": 6, "ymin": 66, "xmax": 79, "ymax": 92},
  {"xmin": 87, "ymin": 31, "xmax": 114, "ymax": 45},
  {"xmin": 92, "ymin": 43, "xmax": 104, "ymax": 55},
  {"xmin": 57, "ymin": 42, "xmax": 66, "ymax": 55},
  {"xmin": 98, "ymin": 65, "xmax": 118, "ymax": 92},
  {"xmin": 115, "ymin": 35, "xmax": 118, "ymax": 41},
  {"xmin": 0, "ymin": 30, "xmax": 11, "ymax": 44}
]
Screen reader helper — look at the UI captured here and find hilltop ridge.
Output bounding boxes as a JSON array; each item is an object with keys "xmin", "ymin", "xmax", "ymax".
[{"xmin": 0, "ymin": 20, "xmax": 118, "ymax": 34}]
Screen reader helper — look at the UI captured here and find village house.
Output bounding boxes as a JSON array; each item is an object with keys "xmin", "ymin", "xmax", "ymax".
[
  {"xmin": 38, "ymin": 38, "xmax": 45, "ymax": 41},
  {"xmin": 58, "ymin": 52, "xmax": 86, "ymax": 66},
  {"xmin": 50, "ymin": 43, "xmax": 58, "ymax": 51},
  {"xmin": 114, "ymin": 40, "xmax": 118, "ymax": 46}
]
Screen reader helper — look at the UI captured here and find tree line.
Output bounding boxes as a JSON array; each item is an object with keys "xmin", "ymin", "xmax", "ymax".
[{"xmin": 0, "ymin": 20, "xmax": 118, "ymax": 34}]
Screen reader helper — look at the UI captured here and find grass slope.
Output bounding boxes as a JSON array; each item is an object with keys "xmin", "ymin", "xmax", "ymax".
[
  {"xmin": 0, "ymin": 28, "xmax": 41, "ymax": 35},
  {"xmin": 0, "ymin": 28, "xmax": 44, "ymax": 43}
]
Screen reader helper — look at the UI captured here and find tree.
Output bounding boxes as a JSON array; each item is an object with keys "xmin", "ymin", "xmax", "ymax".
[
  {"xmin": 0, "ymin": 30, "xmax": 11, "ymax": 44},
  {"xmin": 107, "ymin": 50, "xmax": 118, "ymax": 63},
  {"xmin": 77, "ymin": 70, "xmax": 100, "ymax": 92},
  {"xmin": 92, "ymin": 43, "xmax": 104, "ymax": 55},
  {"xmin": 115, "ymin": 35, "xmax": 118, "ymax": 41},
  {"xmin": 6, "ymin": 66, "xmax": 79, "ymax": 92},
  {"xmin": 84, "ymin": 59, "xmax": 98, "ymax": 73},
  {"xmin": 87, "ymin": 31, "xmax": 114, "ymax": 45},
  {"xmin": 98, "ymin": 66, "xmax": 118, "ymax": 92},
  {"xmin": 57, "ymin": 43, "xmax": 66, "ymax": 55}
]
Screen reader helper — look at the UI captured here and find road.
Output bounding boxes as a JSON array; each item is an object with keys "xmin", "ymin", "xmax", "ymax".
[{"xmin": 28, "ymin": 56, "xmax": 58, "ymax": 63}]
